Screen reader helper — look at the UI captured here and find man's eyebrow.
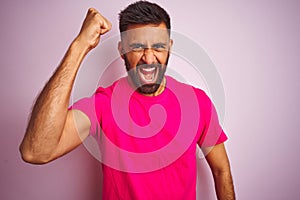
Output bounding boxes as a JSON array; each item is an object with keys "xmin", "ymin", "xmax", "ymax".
[
  {"xmin": 129, "ymin": 43, "xmax": 146, "ymax": 47},
  {"xmin": 152, "ymin": 42, "xmax": 167, "ymax": 46},
  {"xmin": 129, "ymin": 42, "xmax": 168, "ymax": 47}
]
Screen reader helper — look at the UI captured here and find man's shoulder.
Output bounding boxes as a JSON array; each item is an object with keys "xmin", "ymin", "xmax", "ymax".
[
  {"xmin": 166, "ymin": 75, "xmax": 206, "ymax": 97},
  {"xmin": 94, "ymin": 77, "xmax": 127, "ymax": 96}
]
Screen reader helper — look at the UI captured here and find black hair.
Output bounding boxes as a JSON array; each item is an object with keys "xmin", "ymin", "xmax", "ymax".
[{"xmin": 119, "ymin": 1, "xmax": 171, "ymax": 33}]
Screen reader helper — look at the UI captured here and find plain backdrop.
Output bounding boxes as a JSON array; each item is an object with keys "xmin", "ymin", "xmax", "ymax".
[{"xmin": 0, "ymin": 0, "xmax": 299, "ymax": 199}]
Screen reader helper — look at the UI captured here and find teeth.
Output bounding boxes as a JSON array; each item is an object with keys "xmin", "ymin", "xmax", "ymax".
[
  {"xmin": 141, "ymin": 72, "xmax": 154, "ymax": 81},
  {"xmin": 141, "ymin": 67, "xmax": 155, "ymax": 73},
  {"xmin": 139, "ymin": 67, "xmax": 157, "ymax": 83}
]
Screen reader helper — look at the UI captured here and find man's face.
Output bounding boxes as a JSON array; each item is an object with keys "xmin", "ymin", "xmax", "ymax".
[{"xmin": 119, "ymin": 23, "xmax": 172, "ymax": 95}]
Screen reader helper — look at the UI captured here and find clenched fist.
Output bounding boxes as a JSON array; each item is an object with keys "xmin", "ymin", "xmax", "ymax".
[{"xmin": 76, "ymin": 8, "xmax": 112, "ymax": 51}]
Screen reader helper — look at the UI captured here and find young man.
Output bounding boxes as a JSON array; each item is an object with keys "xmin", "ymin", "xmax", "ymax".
[{"xmin": 20, "ymin": 1, "xmax": 235, "ymax": 199}]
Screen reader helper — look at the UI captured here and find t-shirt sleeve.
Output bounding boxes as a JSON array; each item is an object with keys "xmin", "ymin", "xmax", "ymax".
[
  {"xmin": 69, "ymin": 93, "xmax": 101, "ymax": 137},
  {"xmin": 197, "ymin": 90, "xmax": 228, "ymax": 147}
]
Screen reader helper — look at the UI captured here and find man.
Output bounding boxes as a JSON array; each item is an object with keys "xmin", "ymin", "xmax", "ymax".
[{"xmin": 20, "ymin": 1, "xmax": 235, "ymax": 199}]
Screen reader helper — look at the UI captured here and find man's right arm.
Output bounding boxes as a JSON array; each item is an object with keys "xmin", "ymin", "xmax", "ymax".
[{"xmin": 19, "ymin": 8, "xmax": 111, "ymax": 164}]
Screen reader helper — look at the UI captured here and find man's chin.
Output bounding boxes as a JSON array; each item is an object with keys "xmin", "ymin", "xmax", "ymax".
[
  {"xmin": 127, "ymin": 72, "xmax": 163, "ymax": 95},
  {"xmin": 137, "ymin": 83, "xmax": 160, "ymax": 95}
]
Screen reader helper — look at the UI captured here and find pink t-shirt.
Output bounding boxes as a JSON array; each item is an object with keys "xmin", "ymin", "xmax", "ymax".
[{"xmin": 71, "ymin": 76, "xmax": 227, "ymax": 199}]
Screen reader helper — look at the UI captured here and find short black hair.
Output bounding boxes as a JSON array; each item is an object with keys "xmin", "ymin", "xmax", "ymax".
[{"xmin": 119, "ymin": 1, "xmax": 171, "ymax": 33}]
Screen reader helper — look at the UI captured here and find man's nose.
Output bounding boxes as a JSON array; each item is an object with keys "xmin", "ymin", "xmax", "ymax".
[{"xmin": 141, "ymin": 48, "xmax": 156, "ymax": 64}]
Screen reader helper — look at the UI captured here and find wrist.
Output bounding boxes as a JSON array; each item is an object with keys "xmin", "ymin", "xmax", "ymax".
[
  {"xmin": 61, "ymin": 37, "xmax": 90, "ymax": 72},
  {"xmin": 71, "ymin": 36, "xmax": 91, "ymax": 56}
]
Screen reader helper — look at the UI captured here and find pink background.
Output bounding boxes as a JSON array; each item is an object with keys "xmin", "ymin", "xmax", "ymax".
[{"xmin": 1, "ymin": 0, "xmax": 299, "ymax": 199}]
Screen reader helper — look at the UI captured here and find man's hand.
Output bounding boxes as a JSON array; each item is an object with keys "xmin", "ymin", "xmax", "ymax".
[{"xmin": 76, "ymin": 8, "xmax": 112, "ymax": 51}]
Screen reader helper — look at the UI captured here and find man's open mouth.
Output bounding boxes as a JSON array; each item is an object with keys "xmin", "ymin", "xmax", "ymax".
[{"xmin": 137, "ymin": 66, "xmax": 159, "ymax": 84}]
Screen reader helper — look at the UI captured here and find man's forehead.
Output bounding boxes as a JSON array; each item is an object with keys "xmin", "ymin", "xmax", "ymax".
[{"xmin": 121, "ymin": 23, "xmax": 170, "ymax": 43}]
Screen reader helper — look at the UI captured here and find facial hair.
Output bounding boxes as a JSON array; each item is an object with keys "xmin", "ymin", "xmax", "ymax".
[{"xmin": 124, "ymin": 54, "xmax": 169, "ymax": 95}]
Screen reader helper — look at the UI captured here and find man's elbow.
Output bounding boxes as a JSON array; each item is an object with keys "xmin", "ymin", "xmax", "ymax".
[
  {"xmin": 212, "ymin": 166, "xmax": 233, "ymax": 179},
  {"xmin": 19, "ymin": 144, "xmax": 52, "ymax": 165}
]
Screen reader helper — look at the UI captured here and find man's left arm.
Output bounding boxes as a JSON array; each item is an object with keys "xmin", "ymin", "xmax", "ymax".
[{"xmin": 202, "ymin": 143, "xmax": 236, "ymax": 200}]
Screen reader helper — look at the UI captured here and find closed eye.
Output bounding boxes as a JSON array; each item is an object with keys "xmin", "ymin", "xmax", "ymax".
[
  {"xmin": 130, "ymin": 43, "xmax": 146, "ymax": 51},
  {"xmin": 129, "ymin": 43, "xmax": 168, "ymax": 52},
  {"xmin": 152, "ymin": 43, "xmax": 167, "ymax": 51}
]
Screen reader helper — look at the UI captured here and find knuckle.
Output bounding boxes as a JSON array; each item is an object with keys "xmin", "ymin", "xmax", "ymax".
[
  {"xmin": 88, "ymin": 7, "xmax": 94, "ymax": 14},
  {"xmin": 88, "ymin": 7, "xmax": 95, "ymax": 12},
  {"xmin": 94, "ymin": 13, "xmax": 101, "ymax": 20}
]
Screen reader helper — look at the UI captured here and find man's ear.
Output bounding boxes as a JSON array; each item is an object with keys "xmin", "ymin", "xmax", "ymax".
[
  {"xmin": 169, "ymin": 39, "xmax": 173, "ymax": 52},
  {"xmin": 118, "ymin": 41, "xmax": 125, "ymax": 59}
]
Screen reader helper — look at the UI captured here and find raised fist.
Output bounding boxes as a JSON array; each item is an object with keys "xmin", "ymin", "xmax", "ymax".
[{"xmin": 76, "ymin": 8, "xmax": 112, "ymax": 50}]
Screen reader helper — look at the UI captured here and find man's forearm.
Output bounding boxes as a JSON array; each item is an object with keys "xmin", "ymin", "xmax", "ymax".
[
  {"xmin": 214, "ymin": 171, "xmax": 235, "ymax": 200},
  {"xmin": 20, "ymin": 39, "xmax": 89, "ymax": 163}
]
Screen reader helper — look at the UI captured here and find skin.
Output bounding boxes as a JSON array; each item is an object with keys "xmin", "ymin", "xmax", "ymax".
[
  {"xmin": 19, "ymin": 8, "xmax": 109, "ymax": 163},
  {"xmin": 203, "ymin": 144, "xmax": 236, "ymax": 200},
  {"xmin": 118, "ymin": 23, "xmax": 172, "ymax": 95},
  {"xmin": 19, "ymin": 8, "xmax": 235, "ymax": 200}
]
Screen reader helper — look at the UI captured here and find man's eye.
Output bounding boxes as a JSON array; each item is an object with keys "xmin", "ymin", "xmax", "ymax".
[
  {"xmin": 130, "ymin": 44, "xmax": 145, "ymax": 51},
  {"xmin": 152, "ymin": 44, "xmax": 167, "ymax": 51}
]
